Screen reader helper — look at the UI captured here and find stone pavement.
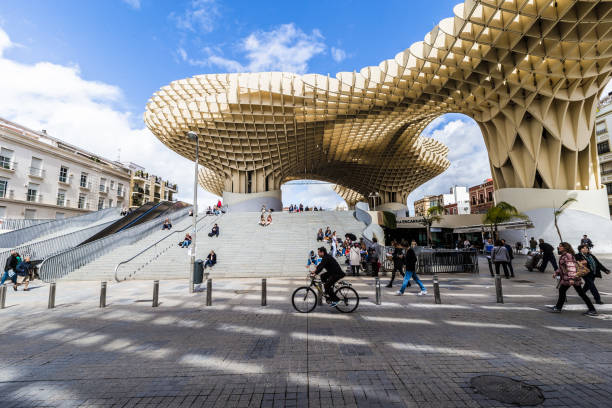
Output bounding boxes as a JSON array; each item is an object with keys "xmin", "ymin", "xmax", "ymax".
[{"xmin": 1, "ymin": 258, "xmax": 612, "ymax": 407}]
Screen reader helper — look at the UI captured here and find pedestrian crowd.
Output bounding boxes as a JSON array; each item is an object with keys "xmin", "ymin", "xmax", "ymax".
[{"xmin": 288, "ymin": 204, "xmax": 323, "ymax": 213}]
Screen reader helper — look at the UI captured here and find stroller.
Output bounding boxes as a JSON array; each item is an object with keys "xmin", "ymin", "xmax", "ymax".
[{"xmin": 525, "ymin": 251, "xmax": 542, "ymax": 272}]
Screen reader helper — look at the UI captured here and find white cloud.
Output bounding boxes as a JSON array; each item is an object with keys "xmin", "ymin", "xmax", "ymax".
[
  {"xmin": 0, "ymin": 26, "xmax": 13, "ymax": 56},
  {"xmin": 121, "ymin": 0, "xmax": 141, "ymax": 10},
  {"xmin": 330, "ymin": 47, "xmax": 347, "ymax": 63},
  {"xmin": 281, "ymin": 183, "xmax": 345, "ymax": 210},
  {"xmin": 406, "ymin": 116, "xmax": 491, "ymax": 213},
  {"xmin": 0, "ymin": 26, "xmax": 220, "ymax": 209},
  {"xmin": 185, "ymin": 23, "xmax": 326, "ymax": 74},
  {"xmin": 172, "ymin": 0, "xmax": 219, "ymax": 33}
]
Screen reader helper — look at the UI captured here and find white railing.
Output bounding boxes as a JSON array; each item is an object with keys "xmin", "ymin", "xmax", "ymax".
[
  {"xmin": 115, "ymin": 213, "xmax": 220, "ymax": 281},
  {"xmin": 0, "ymin": 218, "xmax": 54, "ymax": 230},
  {"xmin": 28, "ymin": 167, "xmax": 46, "ymax": 178},
  {"xmin": 0, "ymin": 206, "xmax": 121, "ymax": 248},
  {"xmin": 39, "ymin": 206, "xmax": 192, "ymax": 282}
]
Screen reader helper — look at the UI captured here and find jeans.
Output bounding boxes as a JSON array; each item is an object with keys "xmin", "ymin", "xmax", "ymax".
[
  {"xmin": 399, "ymin": 270, "xmax": 425, "ymax": 293},
  {"xmin": 371, "ymin": 261, "xmax": 379, "ymax": 277},
  {"xmin": 507, "ymin": 260, "xmax": 515, "ymax": 277},
  {"xmin": 555, "ymin": 284, "xmax": 596, "ymax": 312},
  {"xmin": 0, "ymin": 270, "xmax": 17, "ymax": 285},
  {"xmin": 181, "ymin": 240, "xmax": 191, "ymax": 248},
  {"xmin": 494, "ymin": 262, "xmax": 510, "ymax": 278},
  {"xmin": 582, "ymin": 274, "xmax": 601, "ymax": 303},
  {"xmin": 539, "ymin": 254, "xmax": 558, "ymax": 272},
  {"xmin": 321, "ymin": 272, "xmax": 343, "ymax": 302},
  {"xmin": 204, "ymin": 260, "xmax": 215, "ymax": 269},
  {"xmin": 388, "ymin": 264, "xmax": 405, "ymax": 285}
]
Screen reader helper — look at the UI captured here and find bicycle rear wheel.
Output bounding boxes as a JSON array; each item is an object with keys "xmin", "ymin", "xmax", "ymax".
[
  {"xmin": 292, "ymin": 287, "xmax": 317, "ymax": 313},
  {"xmin": 334, "ymin": 286, "xmax": 359, "ymax": 313}
]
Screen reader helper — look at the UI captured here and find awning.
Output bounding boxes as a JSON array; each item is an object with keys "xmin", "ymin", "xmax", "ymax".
[{"xmin": 453, "ymin": 220, "xmax": 534, "ymax": 234}]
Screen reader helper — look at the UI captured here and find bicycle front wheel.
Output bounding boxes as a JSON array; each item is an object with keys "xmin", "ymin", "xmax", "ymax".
[
  {"xmin": 334, "ymin": 286, "xmax": 359, "ymax": 313},
  {"xmin": 292, "ymin": 287, "xmax": 318, "ymax": 313}
]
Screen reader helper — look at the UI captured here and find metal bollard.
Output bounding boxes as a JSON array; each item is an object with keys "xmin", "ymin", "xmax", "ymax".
[
  {"xmin": 261, "ymin": 278, "xmax": 267, "ymax": 306},
  {"xmin": 433, "ymin": 274, "xmax": 441, "ymax": 304},
  {"xmin": 495, "ymin": 274, "xmax": 503, "ymax": 303},
  {"xmin": 152, "ymin": 280, "xmax": 159, "ymax": 307},
  {"xmin": 48, "ymin": 282, "xmax": 56, "ymax": 309},
  {"xmin": 206, "ymin": 279, "xmax": 212, "ymax": 306},
  {"xmin": 99, "ymin": 281, "xmax": 107, "ymax": 308},
  {"xmin": 0, "ymin": 285, "xmax": 6, "ymax": 309},
  {"xmin": 375, "ymin": 277, "xmax": 381, "ymax": 305}
]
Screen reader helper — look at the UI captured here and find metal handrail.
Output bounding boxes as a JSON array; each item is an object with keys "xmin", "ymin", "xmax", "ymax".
[
  {"xmin": 114, "ymin": 213, "xmax": 222, "ymax": 282},
  {"xmin": 0, "ymin": 206, "xmax": 121, "ymax": 249},
  {"xmin": 0, "ymin": 218, "xmax": 116, "ymax": 265},
  {"xmin": 39, "ymin": 206, "xmax": 192, "ymax": 282},
  {"xmin": 0, "ymin": 218, "xmax": 54, "ymax": 230}
]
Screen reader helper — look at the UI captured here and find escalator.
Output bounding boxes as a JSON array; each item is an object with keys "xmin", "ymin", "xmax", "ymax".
[{"xmin": 78, "ymin": 201, "xmax": 189, "ymax": 246}]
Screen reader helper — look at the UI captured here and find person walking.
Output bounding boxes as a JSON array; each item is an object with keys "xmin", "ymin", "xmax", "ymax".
[
  {"xmin": 1, "ymin": 250, "xmax": 21, "ymax": 289},
  {"xmin": 369, "ymin": 237, "xmax": 382, "ymax": 277},
  {"xmin": 529, "ymin": 237, "xmax": 538, "ymax": 251},
  {"xmin": 386, "ymin": 241, "xmax": 406, "ymax": 288},
  {"xmin": 330, "ymin": 232, "xmax": 338, "ymax": 257},
  {"xmin": 501, "ymin": 239, "xmax": 515, "ymax": 278},
  {"xmin": 538, "ymin": 239, "xmax": 558, "ymax": 272},
  {"xmin": 550, "ymin": 242, "xmax": 597, "ymax": 315},
  {"xmin": 349, "ymin": 243, "xmax": 361, "ymax": 276},
  {"xmin": 13, "ymin": 256, "xmax": 32, "ymax": 291},
  {"xmin": 396, "ymin": 242, "xmax": 427, "ymax": 296},
  {"xmin": 576, "ymin": 244, "xmax": 609, "ymax": 305},
  {"xmin": 492, "ymin": 240, "xmax": 511, "ymax": 278}
]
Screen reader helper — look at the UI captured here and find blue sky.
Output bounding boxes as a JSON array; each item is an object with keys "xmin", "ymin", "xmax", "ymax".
[{"xmin": 0, "ymin": 0, "xmax": 491, "ymax": 212}]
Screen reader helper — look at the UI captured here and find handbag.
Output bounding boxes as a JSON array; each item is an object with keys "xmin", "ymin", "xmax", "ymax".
[{"xmin": 575, "ymin": 261, "xmax": 589, "ymax": 278}]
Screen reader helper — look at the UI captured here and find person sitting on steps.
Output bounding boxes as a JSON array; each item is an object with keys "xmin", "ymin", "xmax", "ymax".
[
  {"xmin": 162, "ymin": 218, "xmax": 172, "ymax": 230},
  {"xmin": 204, "ymin": 250, "xmax": 216, "ymax": 269},
  {"xmin": 208, "ymin": 224, "xmax": 219, "ymax": 237},
  {"xmin": 180, "ymin": 233, "xmax": 192, "ymax": 248}
]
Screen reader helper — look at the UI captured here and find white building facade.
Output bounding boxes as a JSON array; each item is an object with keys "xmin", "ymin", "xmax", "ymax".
[
  {"xmin": 0, "ymin": 118, "xmax": 131, "ymax": 219},
  {"xmin": 596, "ymin": 96, "xmax": 612, "ymax": 216},
  {"xmin": 442, "ymin": 186, "xmax": 471, "ymax": 215}
]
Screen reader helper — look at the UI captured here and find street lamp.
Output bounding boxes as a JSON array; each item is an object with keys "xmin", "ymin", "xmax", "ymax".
[{"xmin": 187, "ymin": 131, "xmax": 199, "ymax": 293}]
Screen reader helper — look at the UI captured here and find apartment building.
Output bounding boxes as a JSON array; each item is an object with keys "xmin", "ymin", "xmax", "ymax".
[
  {"xmin": 413, "ymin": 194, "xmax": 443, "ymax": 217},
  {"xmin": 122, "ymin": 162, "xmax": 177, "ymax": 208},
  {"xmin": 596, "ymin": 95, "xmax": 612, "ymax": 215},
  {"xmin": 468, "ymin": 178, "xmax": 495, "ymax": 214},
  {"xmin": 0, "ymin": 118, "xmax": 131, "ymax": 219}
]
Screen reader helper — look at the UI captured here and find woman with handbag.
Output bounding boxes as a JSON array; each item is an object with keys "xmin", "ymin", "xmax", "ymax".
[
  {"xmin": 576, "ymin": 244, "xmax": 609, "ymax": 305},
  {"xmin": 550, "ymin": 242, "xmax": 597, "ymax": 315}
]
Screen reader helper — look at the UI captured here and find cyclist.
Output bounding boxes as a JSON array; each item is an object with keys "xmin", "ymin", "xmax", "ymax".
[{"xmin": 311, "ymin": 246, "xmax": 345, "ymax": 306}]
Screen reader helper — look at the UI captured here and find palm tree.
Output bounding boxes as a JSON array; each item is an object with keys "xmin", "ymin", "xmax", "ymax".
[
  {"xmin": 553, "ymin": 198, "xmax": 577, "ymax": 242},
  {"xmin": 482, "ymin": 202, "xmax": 529, "ymax": 240},
  {"xmin": 420, "ymin": 205, "xmax": 444, "ymax": 246}
]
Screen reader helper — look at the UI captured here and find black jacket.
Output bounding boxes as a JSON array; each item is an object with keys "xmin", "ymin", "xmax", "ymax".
[
  {"xmin": 504, "ymin": 244, "xmax": 514, "ymax": 260},
  {"xmin": 576, "ymin": 253, "xmax": 609, "ymax": 278},
  {"xmin": 392, "ymin": 247, "xmax": 404, "ymax": 268},
  {"xmin": 315, "ymin": 254, "xmax": 345, "ymax": 277},
  {"xmin": 4, "ymin": 254, "xmax": 19, "ymax": 271},
  {"xmin": 15, "ymin": 261, "xmax": 31, "ymax": 277},
  {"xmin": 539, "ymin": 242, "xmax": 554, "ymax": 256},
  {"xmin": 404, "ymin": 247, "xmax": 417, "ymax": 271},
  {"xmin": 206, "ymin": 253, "xmax": 217, "ymax": 265}
]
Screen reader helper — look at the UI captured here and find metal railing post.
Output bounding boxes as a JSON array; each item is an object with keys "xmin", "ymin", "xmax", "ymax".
[
  {"xmin": 495, "ymin": 275, "xmax": 503, "ymax": 303},
  {"xmin": 206, "ymin": 279, "xmax": 212, "ymax": 306},
  {"xmin": 99, "ymin": 281, "xmax": 107, "ymax": 308},
  {"xmin": 433, "ymin": 274, "xmax": 441, "ymax": 304},
  {"xmin": 375, "ymin": 277, "xmax": 381, "ymax": 305},
  {"xmin": 261, "ymin": 278, "xmax": 267, "ymax": 306},
  {"xmin": 48, "ymin": 282, "xmax": 56, "ymax": 309},
  {"xmin": 152, "ymin": 280, "xmax": 159, "ymax": 307},
  {"xmin": 0, "ymin": 285, "xmax": 6, "ymax": 309}
]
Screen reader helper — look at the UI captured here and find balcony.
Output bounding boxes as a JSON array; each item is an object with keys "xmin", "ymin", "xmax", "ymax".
[
  {"xmin": 79, "ymin": 181, "xmax": 92, "ymax": 190},
  {"xmin": 133, "ymin": 171, "xmax": 149, "ymax": 181},
  {"xmin": 26, "ymin": 193, "xmax": 43, "ymax": 203},
  {"xmin": 77, "ymin": 201, "xmax": 90, "ymax": 210},
  {"xmin": 58, "ymin": 175, "xmax": 72, "ymax": 185},
  {"xmin": 164, "ymin": 181, "xmax": 177, "ymax": 191},
  {"xmin": 132, "ymin": 187, "xmax": 144, "ymax": 195},
  {"xmin": 28, "ymin": 167, "xmax": 46, "ymax": 179},
  {"xmin": 154, "ymin": 192, "xmax": 161, "ymax": 199},
  {"xmin": 597, "ymin": 129, "xmax": 608, "ymax": 136},
  {"xmin": 0, "ymin": 159, "xmax": 16, "ymax": 172},
  {"xmin": 57, "ymin": 196, "xmax": 67, "ymax": 207},
  {"xmin": 0, "ymin": 189, "xmax": 14, "ymax": 200},
  {"xmin": 99, "ymin": 185, "xmax": 109, "ymax": 194}
]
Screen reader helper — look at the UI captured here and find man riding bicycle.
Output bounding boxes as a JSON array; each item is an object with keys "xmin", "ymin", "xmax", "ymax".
[{"xmin": 311, "ymin": 246, "xmax": 345, "ymax": 306}]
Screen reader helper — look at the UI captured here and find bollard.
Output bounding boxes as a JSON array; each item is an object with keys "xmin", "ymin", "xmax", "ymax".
[
  {"xmin": 99, "ymin": 281, "xmax": 107, "ymax": 308},
  {"xmin": 48, "ymin": 282, "xmax": 56, "ymax": 309},
  {"xmin": 261, "ymin": 278, "xmax": 267, "ymax": 306},
  {"xmin": 206, "ymin": 279, "xmax": 212, "ymax": 306},
  {"xmin": 0, "ymin": 285, "xmax": 6, "ymax": 309},
  {"xmin": 495, "ymin": 274, "xmax": 504, "ymax": 303},
  {"xmin": 433, "ymin": 274, "xmax": 441, "ymax": 304},
  {"xmin": 375, "ymin": 277, "xmax": 381, "ymax": 305},
  {"xmin": 152, "ymin": 280, "xmax": 159, "ymax": 307}
]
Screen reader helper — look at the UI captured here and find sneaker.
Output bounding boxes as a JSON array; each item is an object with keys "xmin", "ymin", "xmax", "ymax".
[
  {"xmin": 417, "ymin": 290, "xmax": 428, "ymax": 296},
  {"xmin": 395, "ymin": 291, "xmax": 403, "ymax": 296},
  {"xmin": 583, "ymin": 310, "xmax": 598, "ymax": 316},
  {"xmin": 549, "ymin": 307, "xmax": 561, "ymax": 313},
  {"xmin": 596, "ymin": 301, "xmax": 604, "ymax": 305}
]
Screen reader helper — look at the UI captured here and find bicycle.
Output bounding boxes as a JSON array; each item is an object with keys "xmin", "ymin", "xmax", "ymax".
[{"xmin": 291, "ymin": 273, "xmax": 359, "ymax": 313}]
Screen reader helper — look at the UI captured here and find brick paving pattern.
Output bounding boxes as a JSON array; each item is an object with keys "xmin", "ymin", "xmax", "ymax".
[{"xmin": 1, "ymin": 257, "xmax": 612, "ymax": 407}]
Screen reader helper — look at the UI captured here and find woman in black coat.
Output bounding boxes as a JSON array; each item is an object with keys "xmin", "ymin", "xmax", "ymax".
[{"xmin": 576, "ymin": 244, "xmax": 610, "ymax": 305}]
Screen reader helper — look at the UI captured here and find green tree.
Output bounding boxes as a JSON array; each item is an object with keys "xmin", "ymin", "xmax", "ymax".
[
  {"xmin": 483, "ymin": 202, "xmax": 529, "ymax": 241},
  {"xmin": 420, "ymin": 205, "xmax": 444, "ymax": 246},
  {"xmin": 553, "ymin": 198, "xmax": 577, "ymax": 242}
]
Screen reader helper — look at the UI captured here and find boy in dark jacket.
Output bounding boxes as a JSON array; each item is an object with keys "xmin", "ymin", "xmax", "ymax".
[{"xmin": 1, "ymin": 251, "xmax": 21, "ymax": 288}]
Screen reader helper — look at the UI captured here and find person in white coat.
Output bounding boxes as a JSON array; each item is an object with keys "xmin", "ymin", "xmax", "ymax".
[{"xmin": 349, "ymin": 243, "xmax": 362, "ymax": 276}]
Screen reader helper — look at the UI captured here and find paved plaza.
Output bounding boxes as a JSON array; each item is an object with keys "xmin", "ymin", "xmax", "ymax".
[{"xmin": 1, "ymin": 258, "xmax": 612, "ymax": 408}]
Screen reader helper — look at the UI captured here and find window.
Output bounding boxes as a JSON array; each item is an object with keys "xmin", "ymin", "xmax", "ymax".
[
  {"xmin": 479, "ymin": 194, "xmax": 484, "ymax": 204},
  {"xmin": 97, "ymin": 197, "xmax": 105, "ymax": 210},
  {"xmin": 0, "ymin": 179, "xmax": 7, "ymax": 198},
  {"xmin": 0, "ymin": 148, "xmax": 13, "ymax": 169},
  {"xmin": 57, "ymin": 189, "xmax": 66, "ymax": 206},
  {"xmin": 108, "ymin": 199, "xmax": 113, "ymax": 208},
  {"xmin": 59, "ymin": 166, "xmax": 68, "ymax": 183},
  {"xmin": 596, "ymin": 122, "xmax": 607, "ymax": 135},
  {"xmin": 27, "ymin": 183, "xmax": 39, "ymax": 202},
  {"xmin": 80, "ymin": 172, "xmax": 88, "ymax": 188},
  {"xmin": 487, "ymin": 191, "xmax": 493, "ymax": 202},
  {"xmin": 607, "ymin": 183, "xmax": 612, "ymax": 195},
  {"xmin": 24, "ymin": 209, "xmax": 36, "ymax": 219},
  {"xmin": 117, "ymin": 183, "xmax": 123, "ymax": 195},
  {"xmin": 30, "ymin": 157, "xmax": 43, "ymax": 177},
  {"xmin": 598, "ymin": 141, "xmax": 610, "ymax": 155},
  {"xmin": 99, "ymin": 178, "xmax": 106, "ymax": 192},
  {"xmin": 471, "ymin": 196, "xmax": 476, "ymax": 205},
  {"xmin": 110, "ymin": 180, "xmax": 115, "ymax": 189},
  {"xmin": 78, "ymin": 194, "xmax": 87, "ymax": 209}
]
